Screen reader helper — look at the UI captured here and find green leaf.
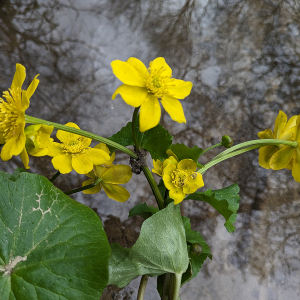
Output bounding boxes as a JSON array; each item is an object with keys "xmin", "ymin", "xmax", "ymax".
[
  {"xmin": 108, "ymin": 203, "xmax": 189, "ymax": 287},
  {"xmin": 171, "ymin": 143, "xmax": 203, "ymax": 162},
  {"xmin": 181, "ymin": 217, "xmax": 212, "ymax": 285},
  {"xmin": 0, "ymin": 170, "xmax": 110, "ymax": 300},
  {"xmin": 107, "ymin": 118, "xmax": 173, "ymax": 160},
  {"xmin": 128, "ymin": 203, "xmax": 159, "ymax": 220},
  {"xmin": 185, "ymin": 184, "xmax": 241, "ymax": 233},
  {"xmin": 139, "ymin": 124, "xmax": 173, "ymax": 160},
  {"xmin": 107, "ymin": 121, "xmax": 135, "ymax": 152},
  {"xmin": 6, "ymin": 167, "xmax": 28, "ymax": 182},
  {"xmin": 157, "ymin": 179, "xmax": 167, "ymax": 199}
]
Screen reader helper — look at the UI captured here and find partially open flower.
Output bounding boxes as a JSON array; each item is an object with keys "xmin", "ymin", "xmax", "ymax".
[
  {"xmin": 0, "ymin": 63, "xmax": 39, "ymax": 168},
  {"xmin": 25, "ymin": 124, "xmax": 54, "ymax": 156},
  {"xmin": 163, "ymin": 158, "xmax": 204, "ymax": 204},
  {"xmin": 152, "ymin": 149, "xmax": 178, "ymax": 177},
  {"xmin": 82, "ymin": 143, "xmax": 132, "ymax": 202}
]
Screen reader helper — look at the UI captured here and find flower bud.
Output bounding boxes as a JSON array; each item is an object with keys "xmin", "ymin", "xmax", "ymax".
[
  {"xmin": 190, "ymin": 243, "xmax": 202, "ymax": 256},
  {"xmin": 221, "ymin": 135, "xmax": 233, "ymax": 148}
]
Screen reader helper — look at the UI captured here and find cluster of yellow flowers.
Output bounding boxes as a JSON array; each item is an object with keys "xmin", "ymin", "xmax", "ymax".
[
  {"xmin": 258, "ymin": 110, "xmax": 300, "ymax": 182},
  {"xmin": 0, "ymin": 64, "xmax": 132, "ymax": 202}
]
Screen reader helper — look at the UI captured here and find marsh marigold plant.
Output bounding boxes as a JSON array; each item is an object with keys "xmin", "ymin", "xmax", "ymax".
[{"xmin": 111, "ymin": 57, "xmax": 193, "ymax": 132}]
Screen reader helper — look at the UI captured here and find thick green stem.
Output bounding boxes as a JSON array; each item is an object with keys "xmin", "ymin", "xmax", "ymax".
[
  {"xmin": 213, "ymin": 139, "xmax": 297, "ymax": 160},
  {"xmin": 50, "ymin": 171, "xmax": 60, "ymax": 182},
  {"xmin": 137, "ymin": 275, "xmax": 149, "ymax": 300},
  {"xmin": 161, "ymin": 273, "xmax": 171, "ymax": 300},
  {"xmin": 142, "ymin": 166, "xmax": 165, "ymax": 210},
  {"xmin": 199, "ymin": 144, "xmax": 268, "ymax": 174},
  {"xmin": 201, "ymin": 142, "xmax": 222, "ymax": 156},
  {"xmin": 25, "ymin": 115, "xmax": 138, "ymax": 159},
  {"xmin": 65, "ymin": 178, "xmax": 102, "ymax": 195},
  {"xmin": 169, "ymin": 273, "xmax": 182, "ymax": 300},
  {"xmin": 132, "ymin": 107, "xmax": 141, "ymax": 151}
]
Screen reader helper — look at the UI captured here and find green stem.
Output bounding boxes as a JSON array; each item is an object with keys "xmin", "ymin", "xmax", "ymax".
[
  {"xmin": 132, "ymin": 107, "xmax": 140, "ymax": 151},
  {"xmin": 142, "ymin": 166, "xmax": 165, "ymax": 210},
  {"xmin": 50, "ymin": 171, "xmax": 60, "ymax": 182},
  {"xmin": 213, "ymin": 139, "xmax": 297, "ymax": 160},
  {"xmin": 25, "ymin": 115, "xmax": 138, "ymax": 159},
  {"xmin": 201, "ymin": 142, "xmax": 222, "ymax": 156},
  {"xmin": 162, "ymin": 273, "xmax": 171, "ymax": 300},
  {"xmin": 199, "ymin": 144, "xmax": 269, "ymax": 174},
  {"xmin": 65, "ymin": 178, "xmax": 102, "ymax": 195},
  {"xmin": 169, "ymin": 273, "xmax": 182, "ymax": 300},
  {"xmin": 137, "ymin": 275, "xmax": 149, "ymax": 300}
]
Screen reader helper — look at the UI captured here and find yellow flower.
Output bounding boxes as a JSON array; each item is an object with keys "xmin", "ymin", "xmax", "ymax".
[
  {"xmin": 48, "ymin": 123, "xmax": 110, "ymax": 174},
  {"xmin": 163, "ymin": 159, "xmax": 204, "ymax": 204},
  {"xmin": 25, "ymin": 124, "xmax": 54, "ymax": 156},
  {"xmin": 0, "ymin": 63, "xmax": 39, "ymax": 168},
  {"xmin": 258, "ymin": 110, "xmax": 297, "ymax": 169},
  {"xmin": 111, "ymin": 57, "xmax": 193, "ymax": 132},
  {"xmin": 152, "ymin": 149, "xmax": 178, "ymax": 177},
  {"xmin": 82, "ymin": 143, "xmax": 132, "ymax": 202},
  {"xmin": 269, "ymin": 114, "xmax": 300, "ymax": 182}
]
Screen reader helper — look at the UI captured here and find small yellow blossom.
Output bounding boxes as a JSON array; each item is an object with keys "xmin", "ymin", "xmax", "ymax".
[
  {"xmin": 25, "ymin": 124, "xmax": 54, "ymax": 156},
  {"xmin": 152, "ymin": 149, "xmax": 178, "ymax": 177},
  {"xmin": 0, "ymin": 64, "xmax": 39, "ymax": 168},
  {"xmin": 82, "ymin": 143, "xmax": 132, "ymax": 202},
  {"xmin": 111, "ymin": 57, "xmax": 193, "ymax": 132},
  {"xmin": 48, "ymin": 123, "xmax": 110, "ymax": 174},
  {"xmin": 258, "ymin": 110, "xmax": 297, "ymax": 169},
  {"xmin": 267, "ymin": 114, "xmax": 300, "ymax": 182},
  {"xmin": 163, "ymin": 158, "xmax": 204, "ymax": 204}
]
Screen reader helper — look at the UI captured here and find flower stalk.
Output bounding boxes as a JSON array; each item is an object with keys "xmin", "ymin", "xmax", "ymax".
[
  {"xmin": 65, "ymin": 178, "xmax": 102, "ymax": 195},
  {"xmin": 137, "ymin": 275, "xmax": 149, "ymax": 300}
]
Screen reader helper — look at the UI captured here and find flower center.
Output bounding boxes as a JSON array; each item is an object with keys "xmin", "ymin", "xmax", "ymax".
[
  {"xmin": 61, "ymin": 138, "xmax": 85, "ymax": 154},
  {"xmin": 0, "ymin": 88, "xmax": 22, "ymax": 141},
  {"xmin": 171, "ymin": 169, "xmax": 190, "ymax": 188},
  {"xmin": 146, "ymin": 66, "xmax": 170, "ymax": 98}
]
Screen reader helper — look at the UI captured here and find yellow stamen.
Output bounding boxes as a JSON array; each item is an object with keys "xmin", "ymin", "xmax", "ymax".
[
  {"xmin": 171, "ymin": 169, "xmax": 191, "ymax": 188},
  {"xmin": 146, "ymin": 65, "xmax": 171, "ymax": 98},
  {"xmin": 61, "ymin": 138, "xmax": 86, "ymax": 154},
  {"xmin": 0, "ymin": 88, "xmax": 22, "ymax": 141}
]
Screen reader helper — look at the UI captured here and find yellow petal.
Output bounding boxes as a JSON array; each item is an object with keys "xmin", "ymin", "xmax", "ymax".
[
  {"xmin": 111, "ymin": 60, "xmax": 146, "ymax": 87},
  {"xmin": 72, "ymin": 153, "xmax": 94, "ymax": 174},
  {"xmin": 177, "ymin": 159, "xmax": 197, "ymax": 174},
  {"xmin": 152, "ymin": 159, "xmax": 163, "ymax": 176},
  {"xmin": 82, "ymin": 179, "xmax": 102, "ymax": 194},
  {"xmin": 258, "ymin": 146, "xmax": 278, "ymax": 169},
  {"xmin": 163, "ymin": 163, "xmax": 177, "ymax": 190},
  {"xmin": 94, "ymin": 165, "xmax": 110, "ymax": 178},
  {"xmin": 94, "ymin": 143, "xmax": 110, "ymax": 154},
  {"xmin": 1, "ymin": 128, "xmax": 25, "ymax": 161},
  {"xmin": 47, "ymin": 142, "xmax": 64, "ymax": 157},
  {"xmin": 101, "ymin": 165, "xmax": 132, "ymax": 184},
  {"xmin": 295, "ymin": 114, "xmax": 300, "ymax": 142},
  {"xmin": 166, "ymin": 79, "xmax": 193, "ymax": 99},
  {"xmin": 150, "ymin": 57, "xmax": 172, "ymax": 78},
  {"xmin": 127, "ymin": 57, "xmax": 148, "ymax": 79},
  {"xmin": 22, "ymin": 74, "xmax": 39, "ymax": 111},
  {"xmin": 56, "ymin": 122, "xmax": 89, "ymax": 146},
  {"xmin": 162, "ymin": 156, "xmax": 178, "ymax": 169},
  {"xmin": 257, "ymin": 129, "xmax": 274, "ymax": 139},
  {"xmin": 183, "ymin": 173, "xmax": 204, "ymax": 194},
  {"xmin": 292, "ymin": 148, "xmax": 300, "ymax": 182},
  {"xmin": 284, "ymin": 115, "xmax": 298, "ymax": 132},
  {"xmin": 101, "ymin": 183, "xmax": 130, "ymax": 202},
  {"xmin": 112, "ymin": 85, "xmax": 148, "ymax": 107},
  {"xmin": 166, "ymin": 149, "xmax": 178, "ymax": 161},
  {"xmin": 19, "ymin": 148, "xmax": 29, "ymax": 169},
  {"xmin": 169, "ymin": 187, "xmax": 185, "ymax": 205},
  {"xmin": 24, "ymin": 124, "xmax": 42, "ymax": 135},
  {"xmin": 161, "ymin": 95, "xmax": 186, "ymax": 124},
  {"xmin": 274, "ymin": 110, "xmax": 287, "ymax": 139},
  {"xmin": 11, "ymin": 64, "xmax": 26, "ymax": 90},
  {"xmin": 52, "ymin": 154, "xmax": 73, "ymax": 174},
  {"xmin": 279, "ymin": 127, "xmax": 295, "ymax": 141},
  {"xmin": 139, "ymin": 94, "xmax": 161, "ymax": 132},
  {"xmin": 0, "ymin": 132, "xmax": 5, "ymax": 144},
  {"xmin": 85, "ymin": 148, "xmax": 110, "ymax": 165},
  {"xmin": 269, "ymin": 146, "xmax": 294, "ymax": 170},
  {"xmin": 29, "ymin": 148, "xmax": 49, "ymax": 157}
]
